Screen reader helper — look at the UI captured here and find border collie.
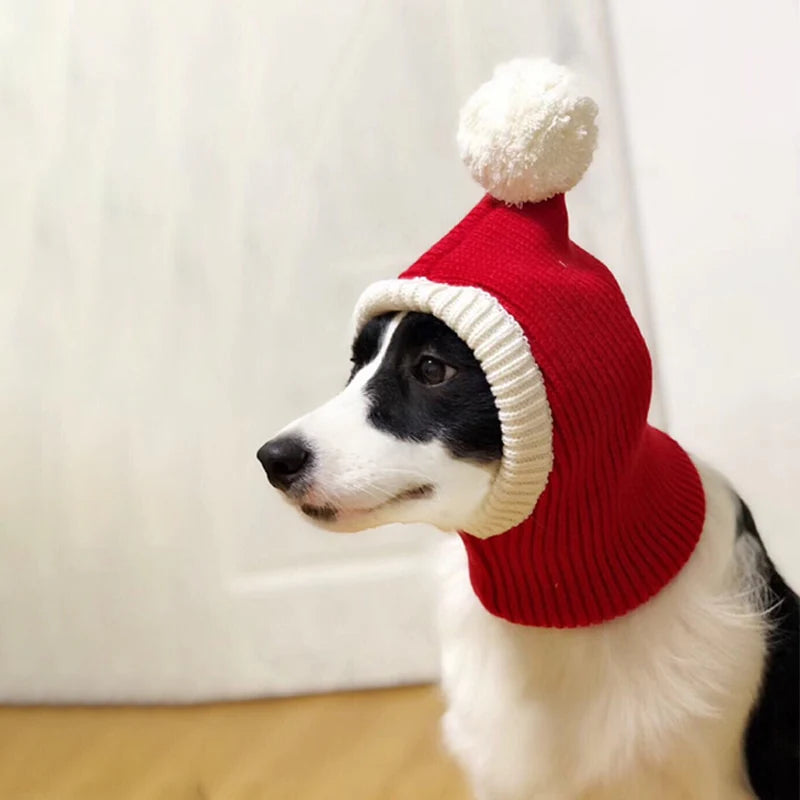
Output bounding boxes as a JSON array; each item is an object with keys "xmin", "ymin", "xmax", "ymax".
[{"xmin": 258, "ymin": 310, "xmax": 798, "ymax": 799}]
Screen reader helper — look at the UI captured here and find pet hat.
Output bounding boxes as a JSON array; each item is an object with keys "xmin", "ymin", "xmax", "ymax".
[{"xmin": 353, "ymin": 59, "xmax": 706, "ymax": 628}]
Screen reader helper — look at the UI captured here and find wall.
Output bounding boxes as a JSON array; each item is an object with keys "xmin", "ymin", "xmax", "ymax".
[
  {"xmin": 0, "ymin": 0, "xmax": 795, "ymax": 700},
  {"xmin": 610, "ymin": 0, "xmax": 800, "ymax": 577}
]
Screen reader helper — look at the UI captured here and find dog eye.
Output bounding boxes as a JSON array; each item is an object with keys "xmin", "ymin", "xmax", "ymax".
[{"xmin": 413, "ymin": 357, "xmax": 457, "ymax": 386}]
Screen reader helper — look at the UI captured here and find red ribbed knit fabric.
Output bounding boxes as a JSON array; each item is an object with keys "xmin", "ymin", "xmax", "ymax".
[{"xmin": 400, "ymin": 194, "xmax": 706, "ymax": 627}]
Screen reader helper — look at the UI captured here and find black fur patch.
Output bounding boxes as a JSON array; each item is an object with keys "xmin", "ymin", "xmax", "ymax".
[
  {"xmin": 736, "ymin": 496, "xmax": 800, "ymax": 799},
  {"xmin": 351, "ymin": 312, "xmax": 502, "ymax": 463}
]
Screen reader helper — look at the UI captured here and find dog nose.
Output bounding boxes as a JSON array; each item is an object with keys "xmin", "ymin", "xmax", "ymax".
[{"xmin": 257, "ymin": 436, "xmax": 312, "ymax": 491}]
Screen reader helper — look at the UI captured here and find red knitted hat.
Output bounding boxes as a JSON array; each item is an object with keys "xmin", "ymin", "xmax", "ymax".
[{"xmin": 353, "ymin": 59, "xmax": 705, "ymax": 628}]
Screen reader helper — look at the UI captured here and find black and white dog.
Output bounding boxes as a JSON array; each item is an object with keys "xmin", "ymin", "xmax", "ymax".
[{"xmin": 258, "ymin": 311, "xmax": 798, "ymax": 799}]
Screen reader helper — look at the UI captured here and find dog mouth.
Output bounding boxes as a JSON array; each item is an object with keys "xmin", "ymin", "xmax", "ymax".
[
  {"xmin": 300, "ymin": 483, "xmax": 435, "ymax": 523},
  {"xmin": 300, "ymin": 503, "xmax": 338, "ymax": 522}
]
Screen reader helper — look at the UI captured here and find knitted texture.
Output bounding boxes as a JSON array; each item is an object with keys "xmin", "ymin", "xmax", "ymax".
[
  {"xmin": 457, "ymin": 58, "xmax": 598, "ymax": 204},
  {"xmin": 354, "ymin": 275, "xmax": 553, "ymax": 538},
  {"xmin": 354, "ymin": 194, "xmax": 706, "ymax": 627}
]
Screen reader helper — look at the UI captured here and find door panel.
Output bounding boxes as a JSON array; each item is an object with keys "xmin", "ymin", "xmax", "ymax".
[{"xmin": 0, "ymin": 0, "xmax": 651, "ymax": 700}]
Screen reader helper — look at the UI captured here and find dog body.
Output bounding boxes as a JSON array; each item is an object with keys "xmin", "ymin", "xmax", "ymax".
[
  {"xmin": 258, "ymin": 311, "xmax": 799, "ymax": 799},
  {"xmin": 439, "ymin": 465, "xmax": 764, "ymax": 799}
]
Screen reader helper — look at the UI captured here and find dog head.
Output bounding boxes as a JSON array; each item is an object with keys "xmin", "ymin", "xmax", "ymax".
[{"xmin": 257, "ymin": 312, "xmax": 502, "ymax": 533}]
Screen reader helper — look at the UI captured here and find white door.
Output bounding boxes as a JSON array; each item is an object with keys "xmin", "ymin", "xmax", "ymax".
[{"xmin": 6, "ymin": 0, "xmax": 789, "ymax": 703}]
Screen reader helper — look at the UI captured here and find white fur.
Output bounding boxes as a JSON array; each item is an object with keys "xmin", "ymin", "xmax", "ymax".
[
  {"xmin": 278, "ymin": 316, "xmax": 498, "ymax": 533},
  {"xmin": 275, "ymin": 319, "xmax": 768, "ymax": 798},
  {"xmin": 457, "ymin": 59, "xmax": 598, "ymax": 205},
  {"xmin": 438, "ymin": 462, "xmax": 766, "ymax": 799}
]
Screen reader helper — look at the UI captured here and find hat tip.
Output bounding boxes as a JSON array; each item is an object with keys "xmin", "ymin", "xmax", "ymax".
[{"xmin": 457, "ymin": 58, "xmax": 598, "ymax": 205}]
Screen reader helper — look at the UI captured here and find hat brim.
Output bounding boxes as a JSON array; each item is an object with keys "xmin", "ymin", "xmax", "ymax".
[{"xmin": 353, "ymin": 276, "xmax": 554, "ymax": 538}]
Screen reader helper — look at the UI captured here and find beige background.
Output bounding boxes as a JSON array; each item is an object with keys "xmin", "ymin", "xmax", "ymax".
[{"xmin": 0, "ymin": 0, "xmax": 797, "ymax": 701}]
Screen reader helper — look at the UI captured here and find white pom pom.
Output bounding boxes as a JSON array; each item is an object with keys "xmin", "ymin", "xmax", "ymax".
[{"xmin": 457, "ymin": 58, "xmax": 598, "ymax": 205}]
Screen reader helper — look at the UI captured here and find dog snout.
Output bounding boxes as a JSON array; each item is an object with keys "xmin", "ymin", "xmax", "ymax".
[{"xmin": 257, "ymin": 436, "xmax": 312, "ymax": 491}]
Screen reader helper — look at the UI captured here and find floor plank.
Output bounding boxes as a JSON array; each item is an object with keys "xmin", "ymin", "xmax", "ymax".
[{"xmin": 0, "ymin": 685, "xmax": 470, "ymax": 800}]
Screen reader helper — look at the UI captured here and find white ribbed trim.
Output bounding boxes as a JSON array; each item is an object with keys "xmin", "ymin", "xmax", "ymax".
[{"xmin": 353, "ymin": 277, "xmax": 553, "ymax": 539}]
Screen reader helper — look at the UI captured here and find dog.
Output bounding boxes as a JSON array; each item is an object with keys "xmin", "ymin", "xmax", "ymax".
[{"xmin": 258, "ymin": 310, "xmax": 799, "ymax": 799}]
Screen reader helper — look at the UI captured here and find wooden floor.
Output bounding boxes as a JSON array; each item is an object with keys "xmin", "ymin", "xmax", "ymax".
[{"xmin": 0, "ymin": 685, "xmax": 471, "ymax": 800}]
